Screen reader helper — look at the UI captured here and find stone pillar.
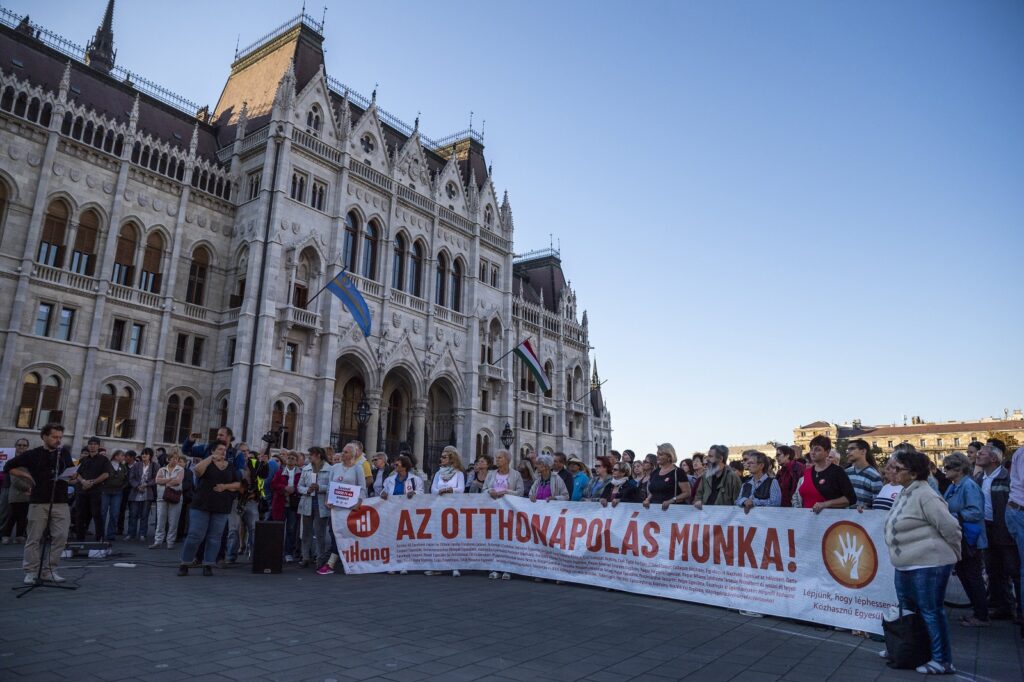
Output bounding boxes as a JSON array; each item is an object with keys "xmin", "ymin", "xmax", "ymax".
[
  {"xmin": 411, "ymin": 399, "xmax": 426, "ymax": 468},
  {"xmin": 363, "ymin": 389, "xmax": 382, "ymax": 455}
]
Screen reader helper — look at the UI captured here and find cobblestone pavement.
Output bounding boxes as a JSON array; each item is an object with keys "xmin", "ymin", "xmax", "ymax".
[{"xmin": 1, "ymin": 542, "xmax": 1021, "ymax": 681}]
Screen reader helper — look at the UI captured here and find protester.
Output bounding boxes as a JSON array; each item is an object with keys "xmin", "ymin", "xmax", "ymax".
[
  {"xmin": 974, "ymin": 444, "xmax": 1021, "ymax": 622},
  {"xmin": 551, "ymin": 453, "xmax": 574, "ymax": 495},
  {"xmin": 872, "ymin": 460, "xmax": 904, "ymax": 512},
  {"xmin": 74, "ymin": 436, "xmax": 111, "ymax": 542},
  {"xmin": 430, "ymin": 446, "xmax": 466, "ymax": 496},
  {"xmin": 152, "ymin": 451, "xmax": 184, "ymax": 549},
  {"xmin": 99, "ymin": 450, "xmax": 128, "ymax": 543},
  {"xmin": 694, "ymin": 445, "xmax": 740, "ymax": 509},
  {"xmin": 636, "ymin": 458, "xmax": 652, "ymax": 498},
  {"xmin": 966, "ymin": 441, "xmax": 984, "ymax": 476},
  {"xmin": 845, "ymin": 439, "xmax": 883, "ymax": 509},
  {"xmin": 529, "ymin": 454, "xmax": 569, "ymax": 502},
  {"xmin": 517, "ymin": 459, "xmax": 535, "ymax": 497},
  {"xmin": 735, "ymin": 451, "xmax": 781, "ymax": 512},
  {"xmin": 369, "ymin": 452, "xmax": 391, "ymax": 497},
  {"xmin": 271, "ymin": 452, "xmax": 302, "ymax": 562},
  {"xmin": 1, "ymin": 437, "xmax": 32, "ymax": 544},
  {"xmin": 796, "ymin": 435, "xmax": 856, "ymax": 512},
  {"xmin": 380, "ymin": 455, "xmax": 421, "ymax": 500},
  {"xmin": 774, "ymin": 446, "xmax": 804, "ymax": 509},
  {"xmin": 298, "ymin": 447, "xmax": 332, "ymax": 570},
  {"xmin": 116, "ymin": 450, "xmax": 136, "ymax": 536},
  {"xmin": 127, "ymin": 448, "xmax": 158, "ymax": 541},
  {"xmin": 643, "ymin": 444, "xmax": 690, "ymax": 510},
  {"xmin": 567, "ymin": 457, "xmax": 590, "ymax": 501},
  {"xmin": 482, "ymin": 450, "xmax": 524, "ymax": 581},
  {"xmin": 177, "ymin": 442, "xmax": 241, "ymax": 576},
  {"xmin": 941, "ymin": 452, "xmax": 989, "ymax": 627},
  {"xmin": 582, "ymin": 456, "xmax": 612, "ymax": 501},
  {"xmin": 465, "ymin": 454, "xmax": 492, "ymax": 493},
  {"xmin": 1005, "ymin": 445, "xmax": 1024, "ymax": 640},
  {"xmin": 601, "ymin": 461, "xmax": 641, "ymax": 507},
  {"xmin": 883, "ymin": 447, "xmax": 961, "ymax": 674}
]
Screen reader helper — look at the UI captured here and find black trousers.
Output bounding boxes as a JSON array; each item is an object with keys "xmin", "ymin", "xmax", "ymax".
[
  {"xmin": 117, "ymin": 488, "xmax": 130, "ymax": 534},
  {"xmin": 76, "ymin": 491, "xmax": 104, "ymax": 541},
  {"xmin": 984, "ymin": 527, "xmax": 1021, "ymax": 615},
  {"xmin": 955, "ymin": 543, "xmax": 989, "ymax": 620}
]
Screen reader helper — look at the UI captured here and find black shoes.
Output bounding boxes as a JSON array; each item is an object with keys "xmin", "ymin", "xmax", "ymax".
[
  {"xmin": 177, "ymin": 565, "xmax": 188, "ymax": 576},
  {"xmin": 202, "ymin": 565, "xmax": 213, "ymax": 577}
]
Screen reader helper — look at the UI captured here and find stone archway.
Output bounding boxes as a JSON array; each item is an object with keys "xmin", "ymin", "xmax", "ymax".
[
  {"xmin": 332, "ymin": 353, "xmax": 371, "ymax": 450},
  {"xmin": 380, "ymin": 365, "xmax": 418, "ymax": 459},
  {"xmin": 424, "ymin": 376, "xmax": 458, "ymax": 476}
]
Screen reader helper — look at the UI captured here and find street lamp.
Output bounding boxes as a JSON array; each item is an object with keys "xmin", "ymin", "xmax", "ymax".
[
  {"xmin": 355, "ymin": 397, "xmax": 371, "ymax": 426},
  {"xmin": 500, "ymin": 421, "xmax": 514, "ymax": 449}
]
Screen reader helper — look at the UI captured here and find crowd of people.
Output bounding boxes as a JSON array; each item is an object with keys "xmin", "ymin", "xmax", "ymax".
[{"xmin": 2, "ymin": 425, "xmax": 1022, "ymax": 674}]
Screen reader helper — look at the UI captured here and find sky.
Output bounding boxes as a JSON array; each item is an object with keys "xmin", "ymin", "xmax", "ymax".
[{"xmin": 11, "ymin": 0, "xmax": 1024, "ymax": 454}]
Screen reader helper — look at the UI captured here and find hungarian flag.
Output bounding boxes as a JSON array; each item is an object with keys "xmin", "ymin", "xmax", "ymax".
[{"xmin": 513, "ymin": 339, "xmax": 551, "ymax": 393}]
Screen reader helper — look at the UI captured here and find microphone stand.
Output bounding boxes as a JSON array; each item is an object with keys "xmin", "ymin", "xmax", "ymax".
[{"xmin": 13, "ymin": 448, "xmax": 79, "ymax": 597}]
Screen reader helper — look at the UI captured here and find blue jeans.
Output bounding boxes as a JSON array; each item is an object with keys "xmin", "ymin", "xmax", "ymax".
[
  {"xmin": 179, "ymin": 509, "xmax": 229, "ymax": 567},
  {"xmin": 101, "ymin": 491, "xmax": 122, "ymax": 540},
  {"xmin": 894, "ymin": 565, "xmax": 953, "ymax": 666},
  {"xmin": 127, "ymin": 500, "xmax": 152, "ymax": 539},
  {"xmin": 1005, "ymin": 506, "xmax": 1024, "ymax": 617},
  {"xmin": 284, "ymin": 507, "xmax": 298, "ymax": 557},
  {"xmin": 226, "ymin": 501, "xmax": 259, "ymax": 561}
]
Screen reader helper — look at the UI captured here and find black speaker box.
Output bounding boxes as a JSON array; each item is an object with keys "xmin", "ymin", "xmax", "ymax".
[{"xmin": 252, "ymin": 520, "xmax": 284, "ymax": 574}]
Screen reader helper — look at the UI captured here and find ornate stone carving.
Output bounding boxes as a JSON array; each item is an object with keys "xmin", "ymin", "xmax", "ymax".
[
  {"xmin": 391, "ymin": 312, "xmax": 401, "ymax": 329},
  {"xmin": 103, "ymin": 182, "xmax": 114, "ymax": 194},
  {"xmin": 8, "ymin": 145, "xmax": 23, "ymax": 161},
  {"xmin": 86, "ymin": 175, "xmax": 98, "ymax": 189},
  {"xmin": 53, "ymin": 162, "xmax": 65, "ymax": 176},
  {"xmin": 29, "ymin": 154, "xmax": 42, "ymax": 168}
]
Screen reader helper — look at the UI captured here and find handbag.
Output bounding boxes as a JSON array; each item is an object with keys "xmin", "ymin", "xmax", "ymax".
[
  {"xmin": 882, "ymin": 606, "xmax": 931, "ymax": 669},
  {"xmin": 162, "ymin": 486, "xmax": 182, "ymax": 504}
]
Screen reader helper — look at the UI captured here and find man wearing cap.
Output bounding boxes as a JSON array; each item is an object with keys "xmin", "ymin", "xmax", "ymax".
[
  {"xmin": 75, "ymin": 436, "xmax": 112, "ymax": 541},
  {"xmin": 567, "ymin": 457, "xmax": 590, "ymax": 501}
]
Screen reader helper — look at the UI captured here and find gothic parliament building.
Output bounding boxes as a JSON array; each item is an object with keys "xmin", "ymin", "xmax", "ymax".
[{"xmin": 0, "ymin": 3, "xmax": 612, "ymax": 471}]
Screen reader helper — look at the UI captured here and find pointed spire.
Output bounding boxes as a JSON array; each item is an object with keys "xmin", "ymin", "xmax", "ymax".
[
  {"xmin": 338, "ymin": 88, "xmax": 351, "ymax": 137},
  {"xmin": 237, "ymin": 100, "xmax": 249, "ymax": 138},
  {"xmin": 591, "ymin": 357, "xmax": 599, "ymax": 386},
  {"xmin": 58, "ymin": 61, "xmax": 72, "ymax": 102},
  {"xmin": 85, "ymin": 0, "xmax": 117, "ymax": 75},
  {"xmin": 128, "ymin": 93, "xmax": 139, "ymax": 133},
  {"xmin": 273, "ymin": 59, "xmax": 296, "ymax": 112},
  {"xmin": 582, "ymin": 310, "xmax": 589, "ymax": 328},
  {"xmin": 188, "ymin": 122, "xmax": 199, "ymax": 158}
]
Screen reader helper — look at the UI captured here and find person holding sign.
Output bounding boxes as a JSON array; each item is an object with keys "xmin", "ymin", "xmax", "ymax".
[
  {"xmin": 736, "ymin": 451, "xmax": 782, "ymax": 513},
  {"xmin": 317, "ymin": 445, "xmax": 367, "ymax": 576}
]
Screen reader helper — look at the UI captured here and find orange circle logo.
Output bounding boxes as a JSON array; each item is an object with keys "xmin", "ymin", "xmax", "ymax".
[
  {"xmin": 821, "ymin": 520, "xmax": 878, "ymax": 589},
  {"xmin": 346, "ymin": 506, "xmax": 380, "ymax": 538}
]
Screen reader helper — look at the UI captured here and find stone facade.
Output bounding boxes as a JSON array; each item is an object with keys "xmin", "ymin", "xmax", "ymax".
[{"xmin": 0, "ymin": 8, "xmax": 611, "ymax": 470}]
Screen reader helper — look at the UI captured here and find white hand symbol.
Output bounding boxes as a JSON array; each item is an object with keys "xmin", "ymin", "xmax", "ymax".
[{"xmin": 833, "ymin": 532, "xmax": 863, "ymax": 580}]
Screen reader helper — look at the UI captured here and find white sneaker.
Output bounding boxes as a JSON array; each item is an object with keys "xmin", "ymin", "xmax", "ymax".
[
  {"xmin": 501, "ymin": 572, "xmax": 511, "ymax": 581},
  {"xmin": 285, "ymin": 554, "xmax": 294, "ymax": 563},
  {"xmin": 738, "ymin": 610, "xmax": 763, "ymax": 617},
  {"xmin": 400, "ymin": 569, "xmax": 408, "ymax": 575},
  {"xmin": 424, "ymin": 570, "xmax": 437, "ymax": 576},
  {"xmin": 877, "ymin": 649, "xmax": 888, "ymax": 659},
  {"xmin": 23, "ymin": 574, "xmax": 38, "ymax": 585},
  {"xmin": 488, "ymin": 571, "xmax": 499, "ymax": 580},
  {"xmin": 452, "ymin": 570, "xmax": 461, "ymax": 577},
  {"xmin": 45, "ymin": 572, "xmax": 66, "ymax": 583}
]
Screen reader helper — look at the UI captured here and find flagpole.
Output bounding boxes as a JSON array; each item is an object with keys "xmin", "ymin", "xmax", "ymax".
[
  {"xmin": 489, "ymin": 342, "xmax": 522, "ymax": 367},
  {"xmin": 305, "ymin": 267, "xmax": 346, "ymax": 307},
  {"xmin": 573, "ymin": 380, "xmax": 608, "ymax": 406}
]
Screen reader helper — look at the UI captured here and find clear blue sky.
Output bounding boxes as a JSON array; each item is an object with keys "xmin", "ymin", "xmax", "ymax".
[{"xmin": 14, "ymin": 0, "xmax": 1024, "ymax": 454}]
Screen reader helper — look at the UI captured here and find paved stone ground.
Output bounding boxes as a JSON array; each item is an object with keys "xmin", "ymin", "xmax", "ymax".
[{"xmin": 0, "ymin": 542, "xmax": 1021, "ymax": 682}]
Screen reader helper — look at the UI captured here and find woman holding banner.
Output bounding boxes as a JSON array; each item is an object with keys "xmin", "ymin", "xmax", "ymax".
[
  {"xmin": 484, "ymin": 450, "xmax": 524, "ymax": 580},
  {"xmin": 883, "ymin": 446, "xmax": 962, "ymax": 675},
  {"xmin": 735, "ymin": 451, "xmax": 781, "ymax": 512},
  {"xmin": 427, "ymin": 446, "xmax": 465, "ymax": 576},
  {"xmin": 642, "ymin": 444, "xmax": 690, "ymax": 511},
  {"xmin": 529, "ymin": 454, "xmax": 569, "ymax": 502},
  {"xmin": 600, "ymin": 461, "xmax": 641, "ymax": 507}
]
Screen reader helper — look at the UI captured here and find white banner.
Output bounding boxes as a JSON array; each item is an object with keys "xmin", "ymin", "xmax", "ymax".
[{"xmin": 333, "ymin": 496, "xmax": 898, "ymax": 633}]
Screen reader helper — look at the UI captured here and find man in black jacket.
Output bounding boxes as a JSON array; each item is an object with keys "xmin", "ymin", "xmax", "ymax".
[
  {"xmin": 3, "ymin": 424, "xmax": 76, "ymax": 584},
  {"xmin": 975, "ymin": 444, "xmax": 1021, "ymax": 621}
]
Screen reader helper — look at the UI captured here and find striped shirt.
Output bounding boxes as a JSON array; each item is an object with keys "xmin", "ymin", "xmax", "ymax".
[{"xmin": 845, "ymin": 464, "xmax": 883, "ymax": 507}]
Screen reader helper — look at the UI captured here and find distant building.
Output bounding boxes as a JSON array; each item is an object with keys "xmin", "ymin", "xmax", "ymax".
[{"xmin": 794, "ymin": 410, "xmax": 1024, "ymax": 461}]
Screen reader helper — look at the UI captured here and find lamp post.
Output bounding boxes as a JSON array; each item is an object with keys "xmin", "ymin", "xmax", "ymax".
[
  {"xmin": 500, "ymin": 421, "xmax": 515, "ymax": 449},
  {"xmin": 356, "ymin": 397, "xmax": 371, "ymax": 444}
]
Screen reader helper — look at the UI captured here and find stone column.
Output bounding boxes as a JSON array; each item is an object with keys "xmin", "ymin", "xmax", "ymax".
[
  {"xmin": 411, "ymin": 399, "xmax": 426, "ymax": 468},
  {"xmin": 363, "ymin": 389, "xmax": 382, "ymax": 455}
]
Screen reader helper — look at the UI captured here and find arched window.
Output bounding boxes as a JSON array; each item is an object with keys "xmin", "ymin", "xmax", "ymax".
[
  {"xmin": 16, "ymin": 372, "xmax": 40, "ymax": 428},
  {"xmin": 449, "ymin": 259, "xmax": 463, "ymax": 312},
  {"xmin": 38, "ymin": 200, "xmax": 70, "ymax": 268},
  {"xmin": 162, "ymin": 393, "xmax": 195, "ymax": 444},
  {"xmin": 484, "ymin": 205, "xmax": 494, "ymax": 227},
  {"xmin": 306, "ymin": 105, "xmax": 323, "ymax": 136},
  {"xmin": 408, "ymin": 241, "xmax": 424, "ymax": 297},
  {"xmin": 185, "ymin": 246, "xmax": 210, "ymax": 305},
  {"xmin": 270, "ymin": 400, "xmax": 299, "ymax": 449},
  {"xmin": 342, "ymin": 212, "xmax": 359, "ymax": 273},
  {"xmin": 361, "ymin": 220, "xmax": 378, "ymax": 281},
  {"xmin": 219, "ymin": 398, "xmax": 229, "ymax": 428},
  {"xmin": 111, "ymin": 223, "xmax": 138, "ymax": 286},
  {"xmin": 293, "ymin": 248, "xmax": 318, "ymax": 309},
  {"xmin": 139, "ymin": 231, "xmax": 164, "ymax": 293},
  {"xmin": 391, "ymin": 234, "xmax": 406, "ymax": 292},
  {"xmin": 543, "ymin": 361, "xmax": 554, "ymax": 398},
  {"xmin": 96, "ymin": 384, "xmax": 135, "ymax": 438},
  {"xmin": 71, "ymin": 209, "xmax": 100, "ymax": 276},
  {"xmin": 435, "ymin": 253, "xmax": 448, "ymax": 307}
]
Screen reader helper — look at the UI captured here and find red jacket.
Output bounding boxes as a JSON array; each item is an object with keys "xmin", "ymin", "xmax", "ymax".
[
  {"xmin": 270, "ymin": 467, "xmax": 301, "ymax": 520},
  {"xmin": 776, "ymin": 460, "xmax": 805, "ymax": 508}
]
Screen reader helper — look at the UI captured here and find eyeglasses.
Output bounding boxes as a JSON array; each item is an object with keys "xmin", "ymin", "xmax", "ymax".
[
  {"xmin": 887, "ymin": 465, "xmax": 908, "ymax": 472},
  {"xmin": 942, "ymin": 465, "xmax": 959, "ymax": 471}
]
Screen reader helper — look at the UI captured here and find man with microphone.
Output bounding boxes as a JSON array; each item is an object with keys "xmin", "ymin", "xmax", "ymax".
[{"xmin": 2, "ymin": 423, "xmax": 76, "ymax": 584}]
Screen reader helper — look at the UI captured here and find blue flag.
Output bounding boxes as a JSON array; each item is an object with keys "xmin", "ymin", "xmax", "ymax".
[{"xmin": 326, "ymin": 270, "xmax": 372, "ymax": 337}]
